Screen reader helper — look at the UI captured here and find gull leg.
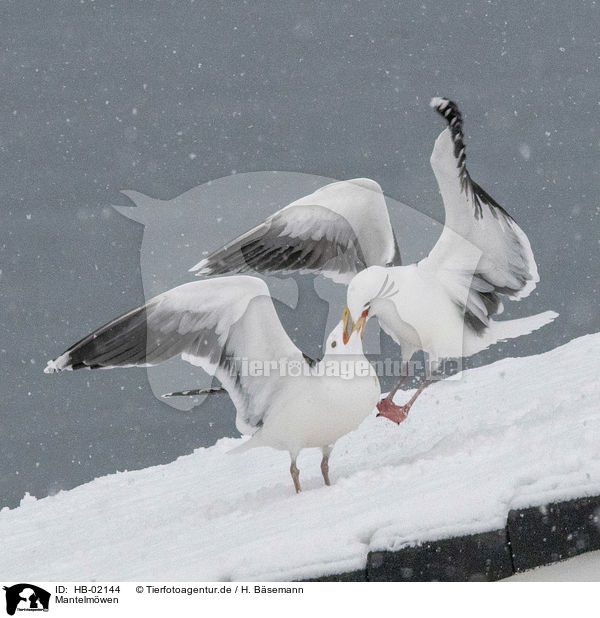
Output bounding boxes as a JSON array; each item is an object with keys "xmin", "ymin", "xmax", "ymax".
[
  {"xmin": 290, "ymin": 458, "xmax": 301, "ymax": 493},
  {"xmin": 320, "ymin": 445, "xmax": 333, "ymax": 486},
  {"xmin": 382, "ymin": 373, "xmax": 409, "ymax": 404},
  {"xmin": 376, "ymin": 361, "xmax": 409, "ymax": 422},
  {"xmin": 377, "ymin": 378, "xmax": 432, "ymax": 425},
  {"xmin": 405, "ymin": 378, "xmax": 431, "ymax": 409}
]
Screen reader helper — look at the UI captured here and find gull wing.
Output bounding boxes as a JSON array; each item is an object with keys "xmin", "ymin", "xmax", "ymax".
[
  {"xmin": 44, "ymin": 276, "xmax": 303, "ymax": 434},
  {"xmin": 189, "ymin": 178, "xmax": 399, "ymax": 282},
  {"xmin": 422, "ymin": 98, "xmax": 539, "ymax": 332}
]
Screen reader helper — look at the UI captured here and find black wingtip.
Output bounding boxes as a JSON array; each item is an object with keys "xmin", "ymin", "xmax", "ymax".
[
  {"xmin": 430, "ymin": 97, "xmax": 466, "ymax": 163},
  {"xmin": 430, "ymin": 97, "xmax": 512, "ymax": 222},
  {"xmin": 430, "ymin": 97, "xmax": 462, "ymax": 124},
  {"xmin": 430, "ymin": 96, "xmax": 476, "ymax": 211},
  {"xmin": 162, "ymin": 387, "xmax": 227, "ymax": 398},
  {"xmin": 44, "ymin": 354, "xmax": 71, "ymax": 373}
]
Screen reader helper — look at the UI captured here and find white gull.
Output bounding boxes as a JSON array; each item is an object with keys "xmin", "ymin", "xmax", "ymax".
[
  {"xmin": 45, "ymin": 276, "xmax": 379, "ymax": 493},
  {"xmin": 345, "ymin": 98, "xmax": 557, "ymax": 423}
]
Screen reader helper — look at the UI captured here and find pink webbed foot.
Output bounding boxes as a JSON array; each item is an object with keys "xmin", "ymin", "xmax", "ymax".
[{"xmin": 376, "ymin": 398, "xmax": 410, "ymax": 424}]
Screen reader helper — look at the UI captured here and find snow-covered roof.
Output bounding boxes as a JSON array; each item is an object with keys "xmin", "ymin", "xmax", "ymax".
[{"xmin": 2, "ymin": 332, "xmax": 599, "ymax": 581}]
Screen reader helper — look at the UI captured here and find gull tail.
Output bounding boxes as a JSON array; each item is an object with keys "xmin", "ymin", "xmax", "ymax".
[
  {"xmin": 227, "ymin": 435, "xmax": 260, "ymax": 455},
  {"xmin": 488, "ymin": 310, "xmax": 558, "ymax": 344}
]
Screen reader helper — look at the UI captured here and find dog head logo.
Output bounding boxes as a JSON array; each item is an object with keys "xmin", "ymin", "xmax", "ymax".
[
  {"xmin": 111, "ymin": 171, "xmax": 440, "ymax": 409},
  {"xmin": 3, "ymin": 584, "xmax": 50, "ymax": 615}
]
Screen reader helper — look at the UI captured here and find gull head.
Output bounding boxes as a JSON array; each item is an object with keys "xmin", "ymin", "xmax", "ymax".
[
  {"xmin": 324, "ymin": 315, "xmax": 366, "ymax": 356},
  {"xmin": 346, "ymin": 266, "xmax": 398, "ymax": 329}
]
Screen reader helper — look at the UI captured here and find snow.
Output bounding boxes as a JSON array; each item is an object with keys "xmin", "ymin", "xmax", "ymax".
[
  {"xmin": 1, "ymin": 333, "xmax": 599, "ymax": 581},
  {"xmin": 506, "ymin": 551, "xmax": 600, "ymax": 582}
]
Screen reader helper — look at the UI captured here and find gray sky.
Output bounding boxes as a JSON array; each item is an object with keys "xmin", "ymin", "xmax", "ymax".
[{"xmin": 1, "ymin": 1, "xmax": 598, "ymax": 509}]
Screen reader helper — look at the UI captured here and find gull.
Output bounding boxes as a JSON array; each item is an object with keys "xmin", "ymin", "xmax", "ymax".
[
  {"xmin": 345, "ymin": 98, "xmax": 557, "ymax": 423},
  {"xmin": 44, "ymin": 276, "xmax": 379, "ymax": 493},
  {"xmin": 189, "ymin": 177, "xmax": 401, "ymax": 282}
]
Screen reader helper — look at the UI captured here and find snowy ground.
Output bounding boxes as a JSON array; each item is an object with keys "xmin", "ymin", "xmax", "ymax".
[
  {"xmin": 506, "ymin": 551, "xmax": 600, "ymax": 582},
  {"xmin": 1, "ymin": 333, "xmax": 599, "ymax": 581}
]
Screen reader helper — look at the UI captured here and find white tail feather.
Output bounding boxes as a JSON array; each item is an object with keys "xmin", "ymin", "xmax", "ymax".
[
  {"xmin": 488, "ymin": 310, "xmax": 558, "ymax": 344},
  {"xmin": 227, "ymin": 436, "xmax": 259, "ymax": 455}
]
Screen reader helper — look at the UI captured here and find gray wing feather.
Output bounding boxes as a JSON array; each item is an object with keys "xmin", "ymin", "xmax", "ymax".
[
  {"xmin": 44, "ymin": 277, "xmax": 303, "ymax": 434},
  {"xmin": 190, "ymin": 204, "xmax": 368, "ymax": 280},
  {"xmin": 389, "ymin": 230, "xmax": 403, "ymax": 266}
]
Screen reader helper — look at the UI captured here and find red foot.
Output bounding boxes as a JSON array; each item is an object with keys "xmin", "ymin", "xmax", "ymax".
[{"xmin": 376, "ymin": 398, "xmax": 410, "ymax": 424}]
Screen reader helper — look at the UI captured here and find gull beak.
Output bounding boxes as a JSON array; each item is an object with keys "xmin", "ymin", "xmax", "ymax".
[
  {"xmin": 342, "ymin": 306, "xmax": 369, "ymax": 345},
  {"xmin": 342, "ymin": 306, "xmax": 353, "ymax": 345},
  {"xmin": 353, "ymin": 308, "xmax": 369, "ymax": 340}
]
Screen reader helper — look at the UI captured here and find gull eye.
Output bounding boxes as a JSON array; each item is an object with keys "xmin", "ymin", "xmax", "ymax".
[{"xmin": 331, "ymin": 341, "xmax": 337, "ymax": 348}]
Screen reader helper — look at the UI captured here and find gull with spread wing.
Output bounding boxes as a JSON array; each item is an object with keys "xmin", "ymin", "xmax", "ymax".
[
  {"xmin": 45, "ymin": 276, "xmax": 379, "ymax": 493},
  {"xmin": 345, "ymin": 98, "xmax": 557, "ymax": 423}
]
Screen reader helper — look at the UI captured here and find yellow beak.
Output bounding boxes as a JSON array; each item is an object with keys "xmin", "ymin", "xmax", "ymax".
[
  {"xmin": 354, "ymin": 313, "xmax": 368, "ymax": 340},
  {"xmin": 342, "ymin": 306, "xmax": 353, "ymax": 345},
  {"xmin": 342, "ymin": 306, "xmax": 368, "ymax": 345}
]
